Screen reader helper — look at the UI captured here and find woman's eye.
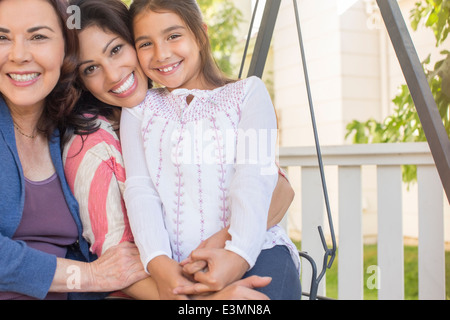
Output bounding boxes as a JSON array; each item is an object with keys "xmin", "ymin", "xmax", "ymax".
[
  {"xmin": 111, "ymin": 45, "xmax": 122, "ymax": 56},
  {"xmin": 31, "ymin": 34, "xmax": 48, "ymax": 41},
  {"xmin": 83, "ymin": 65, "xmax": 98, "ymax": 75}
]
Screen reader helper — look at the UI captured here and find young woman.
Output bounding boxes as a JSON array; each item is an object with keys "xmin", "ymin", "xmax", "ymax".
[
  {"xmin": 121, "ymin": 0, "xmax": 302, "ymax": 300},
  {"xmin": 63, "ymin": 0, "xmax": 293, "ymax": 299},
  {"xmin": 0, "ymin": 0, "xmax": 146, "ymax": 300}
]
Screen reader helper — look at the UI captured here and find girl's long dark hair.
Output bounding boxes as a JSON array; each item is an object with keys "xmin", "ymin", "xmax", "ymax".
[{"xmin": 129, "ymin": 0, "xmax": 235, "ymax": 89}]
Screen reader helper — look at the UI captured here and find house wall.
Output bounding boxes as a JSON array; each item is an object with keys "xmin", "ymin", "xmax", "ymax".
[{"xmin": 230, "ymin": 0, "xmax": 449, "ymax": 243}]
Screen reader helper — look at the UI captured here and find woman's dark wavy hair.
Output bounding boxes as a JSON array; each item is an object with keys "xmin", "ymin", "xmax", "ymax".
[
  {"xmin": 62, "ymin": 0, "xmax": 152, "ymax": 147},
  {"xmin": 61, "ymin": 0, "xmax": 129, "ymax": 147},
  {"xmin": 0, "ymin": 0, "xmax": 80, "ymax": 140},
  {"xmin": 47, "ymin": 0, "xmax": 81, "ymax": 141}
]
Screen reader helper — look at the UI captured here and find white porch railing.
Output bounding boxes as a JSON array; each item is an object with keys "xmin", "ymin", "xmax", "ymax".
[{"xmin": 278, "ymin": 142, "xmax": 447, "ymax": 300}]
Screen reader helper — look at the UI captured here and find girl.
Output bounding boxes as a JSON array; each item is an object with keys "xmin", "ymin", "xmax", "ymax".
[
  {"xmin": 122, "ymin": 0, "xmax": 301, "ymax": 299},
  {"xmin": 63, "ymin": 0, "xmax": 294, "ymax": 299}
]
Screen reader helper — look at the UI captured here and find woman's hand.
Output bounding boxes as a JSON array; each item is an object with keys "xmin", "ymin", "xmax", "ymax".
[
  {"xmin": 87, "ymin": 242, "xmax": 148, "ymax": 292},
  {"xmin": 195, "ymin": 276, "xmax": 271, "ymax": 300},
  {"xmin": 267, "ymin": 172, "xmax": 295, "ymax": 228},
  {"xmin": 51, "ymin": 242, "xmax": 147, "ymax": 293}
]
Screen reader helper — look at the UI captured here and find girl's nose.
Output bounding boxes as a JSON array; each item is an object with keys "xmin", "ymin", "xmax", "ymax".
[{"xmin": 154, "ymin": 43, "xmax": 171, "ymax": 62}]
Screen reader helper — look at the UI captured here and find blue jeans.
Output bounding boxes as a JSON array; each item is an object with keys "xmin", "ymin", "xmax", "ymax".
[{"xmin": 244, "ymin": 245, "xmax": 302, "ymax": 300}]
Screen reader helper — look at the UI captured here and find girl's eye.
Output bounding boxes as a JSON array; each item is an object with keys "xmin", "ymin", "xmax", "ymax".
[
  {"xmin": 168, "ymin": 34, "xmax": 181, "ymax": 41},
  {"xmin": 138, "ymin": 42, "xmax": 152, "ymax": 49},
  {"xmin": 0, "ymin": 35, "xmax": 8, "ymax": 41}
]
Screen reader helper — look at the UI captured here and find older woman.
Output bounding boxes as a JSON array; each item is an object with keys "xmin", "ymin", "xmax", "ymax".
[{"xmin": 0, "ymin": 0, "xmax": 146, "ymax": 300}]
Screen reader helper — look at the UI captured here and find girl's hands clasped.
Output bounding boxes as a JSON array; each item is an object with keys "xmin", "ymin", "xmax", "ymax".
[{"xmin": 175, "ymin": 248, "xmax": 250, "ymax": 296}]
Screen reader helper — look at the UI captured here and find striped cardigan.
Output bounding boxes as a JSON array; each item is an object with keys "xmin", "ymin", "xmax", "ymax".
[{"xmin": 63, "ymin": 116, "xmax": 134, "ymax": 257}]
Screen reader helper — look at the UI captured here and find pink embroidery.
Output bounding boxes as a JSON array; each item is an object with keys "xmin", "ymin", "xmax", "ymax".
[
  {"xmin": 148, "ymin": 81, "xmax": 247, "ymax": 122},
  {"xmin": 210, "ymin": 116, "xmax": 229, "ymax": 228},
  {"xmin": 155, "ymin": 120, "xmax": 169, "ymax": 188},
  {"xmin": 195, "ymin": 125, "xmax": 205, "ymax": 241},
  {"xmin": 142, "ymin": 111, "xmax": 156, "ymax": 143},
  {"xmin": 172, "ymin": 122, "xmax": 186, "ymax": 262}
]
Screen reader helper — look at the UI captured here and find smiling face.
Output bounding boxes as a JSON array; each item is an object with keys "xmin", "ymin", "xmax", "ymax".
[
  {"xmin": 0, "ymin": 0, "xmax": 65, "ymax": 111},
  {"xmin": 77, "ymin": 25, "xmax": 148, "ymax": 108},
  {"xmin": 133, "ymin": 10, "xmax": 205, "ymax": 91}
]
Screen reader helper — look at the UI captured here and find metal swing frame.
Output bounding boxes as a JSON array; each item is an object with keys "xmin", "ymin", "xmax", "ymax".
[{"xmin": 239, "ymin": 0, "xmax": 450, "ymax": 300}]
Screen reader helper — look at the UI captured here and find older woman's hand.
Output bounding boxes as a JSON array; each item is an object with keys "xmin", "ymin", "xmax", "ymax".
[
  {"xmin": 87, "ymin": 242, "xmax": 148, "ymax": 292},
  {"xmin": 51, "ymin": 242, "xmax": 147, "ymax": 294}
]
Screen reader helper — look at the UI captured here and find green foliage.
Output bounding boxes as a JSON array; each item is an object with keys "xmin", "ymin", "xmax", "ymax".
[
  {"xmin": 411, "ymin": 0, "xmax": 450, "ymax": 46},
  {"xmin": 345, "ymin": 0, "xmax": 450, "ymax": 184},
  {"xmin": 121, "ymin": 0, "xmax": 132, "ymax": 7},
  {"xmin": 198, "ymin": 0, "xmax": 243, "ymax": 76}
]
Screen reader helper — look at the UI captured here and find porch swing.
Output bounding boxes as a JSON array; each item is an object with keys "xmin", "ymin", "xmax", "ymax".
[
  {"xmin": 238, "ymin": 0, "xmax": 337, "ymax": 300},
  {"xmin": 238, "ymin": 0, "xmax": 450, "ymax": 300}
]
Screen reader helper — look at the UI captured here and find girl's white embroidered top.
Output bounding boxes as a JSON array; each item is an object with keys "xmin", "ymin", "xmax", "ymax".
[{"xmin": 121, "ymin": 76, "xmax": 300, "ymax": 272}]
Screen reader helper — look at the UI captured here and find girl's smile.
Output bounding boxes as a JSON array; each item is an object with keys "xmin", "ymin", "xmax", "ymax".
[{"xmin": 154, "ymin": 61, "xmax": 182, "ymax": 75}]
